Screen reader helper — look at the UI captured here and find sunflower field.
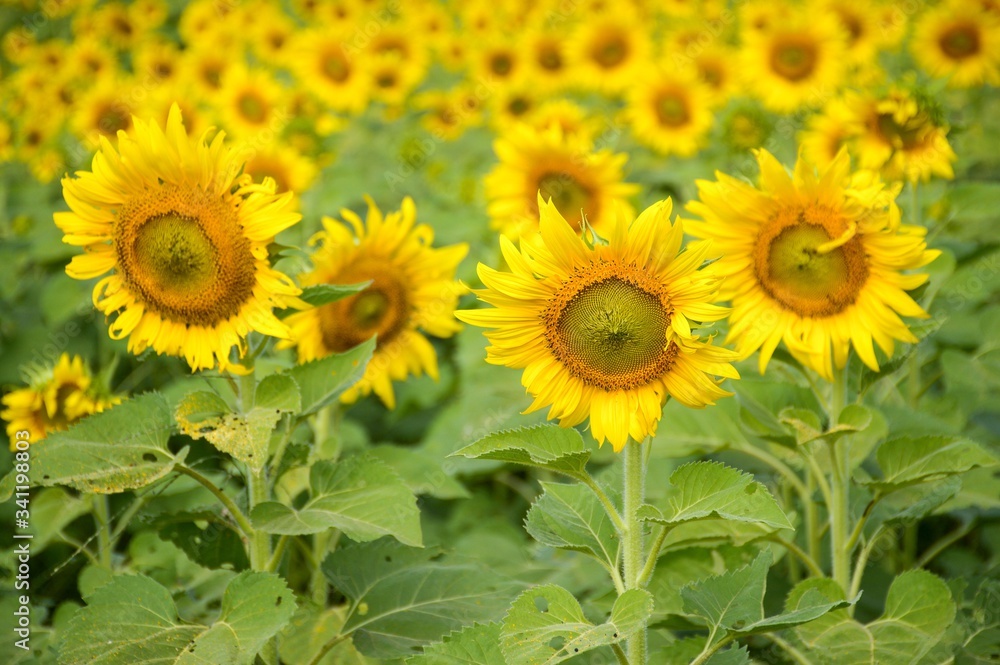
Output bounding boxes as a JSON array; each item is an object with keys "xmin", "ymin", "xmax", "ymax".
[{"xmin": 1, "ymin": 0, "xmax": 999, "ymax": 663}]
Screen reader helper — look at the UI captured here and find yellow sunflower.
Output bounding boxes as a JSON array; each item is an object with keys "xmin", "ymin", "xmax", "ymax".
[
  {"xmin": 848, "ymin": 87, "xmax": 957, "ymax": 183},
  {"xmin": 70, "ymin": 78, "xmax": 136, "ymax": 147},
  {"xmin": 800, "ymin": 96, "xmax": 855, "ymax": 166},
  {"xmin": 911, "ymin": 0, "xmax": 1000, "ymax": 88},
  {"xmin": 524, "ymin": 26, "xmax": 572, "ymax": 93},
  {"xmin": 214, "ymin": 65, "xmax": 289, "ymax": 140},
  {"xmin": 568, "ymin": 9, "xmax": 651, "ymax": 95},
  {"xmin": 624, "ymin": 68, "xmax": 714, "ymax": 157},
  {"xmin": 291, "ymin": 28, "xmax": 372, "ymax": 114},
  {"xmin": 685, "ymin": 149, "xmax": 939, "ymax": 381},
  {"xmin": 281, "ymin": 197, "xmax": 468, "ymax": 409},
  {"xmin": 2, "ymin": 354, "xmax": 120, "ymax": 448},
  {"xmin": 740, "ymin": 10, "xmax": 847, "ymax": 112},
  {"xmin": 458, "ymin": 197, "xmax": 738, "ymax": 452},
  {"xmin": 55, "ymin": 105, "xmax": 303, "ymax": 372},
  {"xmin": 485, "ymin": 123, "xmax": 639, "ymax": 239}
]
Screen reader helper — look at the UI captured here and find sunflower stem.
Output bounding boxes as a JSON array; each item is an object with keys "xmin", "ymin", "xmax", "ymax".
[
  {"xmin": 828, "ymin": 367, "xmax": 852, "ymax": 595},
  {"xmin": 93, "ymin": 494, "xmax": 113, "ymax": 570},
  {"xmin": 623, "ymin": 438, "xmax": 647, "ymax": 664},
  {"xmin": 312, "ymin": 405, "xmax": 340, "ymax": 605},
  {"xmin": 906, "ymin": 180, "xmax": 923, "ymax": 410}
]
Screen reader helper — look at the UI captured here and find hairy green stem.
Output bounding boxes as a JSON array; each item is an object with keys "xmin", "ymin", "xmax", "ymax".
[
  {"xmin": 93, "ymin": 494, "xmax": 113, "ymax": 569},
  {"xmin": 311, "ymin": 406, "xmax": 341, "ymax": 605},
  {"xmin": 829, "ymin": 365, "xmax": 852, "ymax": 594},
  {"xmin": 770, "ymin": 534, "xmax": 825, "ymax": 579},
  {"xmin": 623, "ymin": 438, "xmax": 647, "ymax": 664},
  {"xmin": 637, "ymin": 525, "xmax": 670, "ymax": 587},
  {"xmin": 176, "ymin": 465, "xmax": 254, "ymax": 538},
  {"xmin": 580, "ymin": 474, "xmax": 627, "ymax": 534}
]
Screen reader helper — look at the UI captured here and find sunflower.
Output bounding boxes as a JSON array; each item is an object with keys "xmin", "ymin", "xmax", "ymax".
[
  {"xmin": 70, "ymin": 78, "xmax": 136, "ymax": 146},
  {"xmin": 243, "ymin": 144, "xmax": 318, "ymax": 200},
  {"xmin": 524, "ymin": 100, "xmax": 599, "ymax": 142},
  {"xmin": 524, "ymin": 26, "xmax": 572, "ymax": 92},
  {"xmin": 800, "ymin": 96, "xmax": 854, "ymax": 166},
  {"xmin": 569, "ymin": 10, "xmax": 651, "ymax": 94},
  {"xmin": 472, "ymin": 40, "xmax": 526, "ymax": 86},
  {"xmin": 281, "ymin": 197, "xmax": 468, "ymax": 409},
  {"xmin": 624, "ymin": 69, "xmax": 714, "ymax": 157},
  {"xmin": 291, "ymin": 28, "xmax": 372, "ymax": 114},
  {"xmin": 55, "ymin": 105, "xmax": 303, "ymax": 372},
  {"xmin": 722, "ymin": 104, "xmax": 774, "ymax": 151},
  {"xmin": 848, "ymin": 87, "xmax": 957, "ymax": 183},
  {"xmin": 911, "ymin": 0, "xmax": 1000, "ymax": 88},
  {"xmin": 133, "ymin": 38, "xmax": 183, "ymax": 85},
  {"xmin": 215, "ymin": 65, "xmax": 288, "ymax": 139},
  {"xmin": 740, "ymin": 10, "xmax": 847, "ymax": 112},
  {"xmin": 485, "ymin": 123, "xmax": 638, "ymax": 239},
  {"xmin": 685, "ymin": 149, "xmax": 939, "ymax": 380},
  {"xmin": 2, "ymin": 354, "xmax": 120, "ymax": 448},
  {"xmin": 458, "ymin": 197, "xmax": 738, "ymax": 452}
]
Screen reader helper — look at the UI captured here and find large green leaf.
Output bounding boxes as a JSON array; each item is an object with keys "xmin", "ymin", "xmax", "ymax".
[
  {"xmin": 251, "ymin": 456, "xmax": 421, "ymax": 546},
  {"xmin": 322, "ymin": 539, "xmax": 523, "ymax": 658},
  {"xmin": 452, "ymin": 425, "xmax": 591, "ymax": 479},
  {"xmin": 793, "ymin": 571, "xmax": 956, "ymax": 665},
  {"xmin": 59, "ymin": 572, "xmax": 296, "ymax": 665},
  {"xmin": 637, "ymin": 462, "xmax": 791, "ymax": 531},
  {"xmin": 500, "ymin": 585, "xmax": 652, "ymax": 665},
  {"xmin": 681, "ymin": 550, "xmax": 772, "ymax": 632},
  {"xmin": 289, "ymin": 337, "xmax": 376, "ymax": 416},
  {"xmin": 524, "ymin": 481, "xmax": 618, "ymax": 570},
  {"xmin": 366, "ymin": 445, "xmax": 469, "ymax": 499},
  {"xmin": 407, "ymin": 623, "xmax": 506, "ymax": 665},
  {"xmin": 19, "ymin": 394, "xmax": 183, "ymax": 494},
  {"xmin": 864, "ymin": 435, "xmax": 998, "ymax": 491}
]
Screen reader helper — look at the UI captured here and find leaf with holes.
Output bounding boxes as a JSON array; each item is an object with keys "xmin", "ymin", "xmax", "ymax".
[
  {"xmin": 500, "ymin": 585, "xmax": 652, "ymax": 665},
  {"xmin": 14, "ymin": 393, "xmax": 184, "ymax": 494},
  {"xmin": 251, "ymin": 455, "xmax": 421, "ymax": 546},
  {"xmin": 452, "ymin": 425, "xmax": 591, "ymax": 479},
  {"xmin": 637, "ymin": 462, "xmax": 792, "ymax": 530}
]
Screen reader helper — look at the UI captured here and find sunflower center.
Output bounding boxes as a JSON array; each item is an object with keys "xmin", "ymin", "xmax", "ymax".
[
  {"xmin": 939, "ymin": 24, "xmax": 979, "ymax": 59},
  {"xmin": 538, "ymin": 45, "xmax": 563, "ymax": 71},
  {"xmin": 133, "ymin": 214, "xmax": 217, "ymax": 290},
  {"xmin": 593, "ymin": 34, "xmax": 628, "ymax": 68},
  {"xmin": 770, "ymin": 40, "xmax": 817, "ymax": 81},
  {"xmin": 237, "ymin": 92, "xmax": 267, "ymax": 123},
  {"xmin": 874, "ymin": 113, "xmax": 924, "ymax": 150},
  {"xmin": 655, "ymin": 92, "xmax": 689, "ymax": 127},
  {"xmin": 490, "ymin": 53, "xmax": 513, "ymax": 76},
  {"xmin": 322, "ymin": 51, "xmax": 350, "ymax": 82},
  {"xmin": 754, "ymin": 207, "xmax": 869, "ymax": 317},
  {"xmin": 544, "ymin": 263, "xmax": 677, "ymax": 391},
  {"xmin": 97, "ymin": 104, "xmax": 131, "ymax": 137},
  {"xmin": 318, "ymin": 270, "xmax": 409, "ymax": 352},
  {"xmin": 115, "ymin": 186, "xmax": 257, "ymax": 327},
  {"xmin": 537, "ymin": 172, "xmax": 594, "ymax": 228}
]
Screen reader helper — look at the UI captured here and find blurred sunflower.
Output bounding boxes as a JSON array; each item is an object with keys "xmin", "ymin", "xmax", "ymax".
[
  {"xmin": 281, "ymin": 197, "xmax": 467, "ymax": 409},
  {"xmin": 686, "ymin": 149, "xmax": 939, "ymax": 380},
  {"xmin": 413, "ymin": 89, "xmax": 476, "ymax": 141},
  {"xmin": 800, "ymin": 97, "xmax": 854, "ymax": 166},
  {"xmin": 243, "ymin": 145, "xmax": 318, "ymax": 200},
  {"xmin": 490, "ymin": 85, "xmax": 539, "ymax": 132},
  {"xmin": 2, "ymin": 354, "xmax": 120, "ymax": 447},
  {"xmin": 485, "ymin": 123, "xmax": 638, "ymax": 239},
  {"xmin": 624, "ymin": 69, "xmax": 714, "ymax": 157},
  {"xmin": 292, "ymin": 29, "xmax": 372, "ymax": 114},
  {"xmin": 740, "ymin": 11, "xmax": 846, "ymax": 112},
  {"xmin": 181, "ymin": 47, "xmax": 229, "ymax": 95},
  {"xmin": 524, "ymin": 26, "xmax": 572, "ymax": 92},
  {"xmin": 569, "ymin": 10, "xmax": 651, "ymax": 94},
  {"xmin": 70, "ymin": 78, "xmax": 136, "ymax": 145},
  {"xmin": 458, "ymin": 197, "xmax": 738, "ymax": 452},
  {"xmin": 133, "ymin": 38, "xmax": 183, "ymax": 85},
  {"xmin": 849, "ymin": 87, "xmax": 957, "ymax": 182},
  {"xmin": 215, "ymin": 65, "xmax": 288, "ymax": 139},
  {"xmin": 525, "ymin": 100, "xmax": 598, "ymax": 142},
  {"xmin": 912, "ymin": 0, "xmax": 1000, "ymax": 88},
  {"xmin": 722, "ymin": 104, "xmax": 774, "ymax": 151},
  {"xmin": 473, "ymin": 40, "xmax": 526, "ymax": 86},
  {"xmin": 55, "ymin": 105, "xmax": 302, "ymax": 372}
]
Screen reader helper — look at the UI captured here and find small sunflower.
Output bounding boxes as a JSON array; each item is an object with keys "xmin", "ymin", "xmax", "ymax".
[
  {"xmin": 524, "ymin": 26, "xmax": 572, "ymax": 92},
  {"xmin": 485, "ymin": 123, "xmax": 638, "ymax": 239},
  {"xmin": 740, "ymin": 10, "xmax": 846, "ymax": 112},
  {"xmin": 55, "ymin": 105, "xmax": 303, "ymax": 372},
  {"xmin": 70, "ymin": 78, "xmax": 135, "ymax": 146},
  {"xmin": 624, "ymin": 69, "xmax": 714, "ymax": 157},
  {"xmin": 281, "ymin": 197, "xmax": 468, "ymax": 409},
  {"xmin": 215, "ymin": 65, "xmax": 288, "ymax": 139},
  {"xmin": 849, "ymin": 87, "xmax": 957, "ymax": 183},
  {"xmin": 458, "ymin": 197, "xmax": 738, "ymax": 452},
  {"xmin": 911, "ymin": 0, "xmax": 1000, "ymax": 88},
  {"xmin": 686, "ymin": 149, "xmax": 939, "ymax": 380},
  {"xmin": 800, "ymin": 97, "xmax": 854, "ymax": 166},
  {"xmin": 292, "ymin": 28, "xmax": 372, "ymax": 114},
  {"xmin": 569, "ymin": 10, "xmax": 651, "ymax": 95},
  {"xmin": 2, "ymin": 354, "xmax": 120, "ymax": 448}
]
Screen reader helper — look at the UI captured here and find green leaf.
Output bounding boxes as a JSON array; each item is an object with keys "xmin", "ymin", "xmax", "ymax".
[
  {"xmin": 322, "ymin": 538, "xmax": 522, "ymax": 658},
  {"xmin": 23, "ymin": 394, "xmax": 184, "ymax": 494},
  {"xmin": 158, "ymin": 520, "xmax": 250, "ymax": 572},
  {"xmin": 638, "ymin": 462, "xmax": 791, "ymax": 530},
  {"xmin": 179, "ymin": 403, "xmax": 281, "ymax": 473},
  {"xmin": 452, "ymin": 425, "xmax": 591, "ymax": 479},
  {"xmin": 866, "ymin": 477, "xmax": 962, "ymax": 535},
  {"xmin": 278, "ymin": 605, "xmax": 371, "ymax": 665},
  {"xmin": 681, "ymin": 550, "xmax": 771, "ymax": 632},
  {"xmin": 865, "ymin": 435, "xmax": 998, "ymax": 491},
  {"xmin": 793, "ymin": 571, "xmax": 956, "ymax": 665},
  {"xmin": 523, "ymin": 481, "xmax": 618, "ymax": 570},
  {"xmin": 366, "ymin": 445, "xmax": 469, "ymax": 499},
  {"xmin": 299, "ymin": 282, "xmax": 372, "ymax": 307},
  {"xmin": 59, "ymin": 572, "xmax": 296, "ymax": 665},
  {"xmin": 499, "ymin": 585, "xmax": 652, "ymax": 665},
  {"xmin": 174, "ymin": 391, "xmax": 229, "ymax": 427},
  {"xmin": 255, "ymin": 374, "xmax": 301, "ymax": 413},
  {"xmin": 251, "ymin": 456, "xmax": 421, "ymax": 546},
  {"xmin": 289, "ymin": 337, "xmax": 376, "ymax": 416},
  {"xmin": 407, "ymin": 623, "xmax": 506, "ymax": 665}
]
